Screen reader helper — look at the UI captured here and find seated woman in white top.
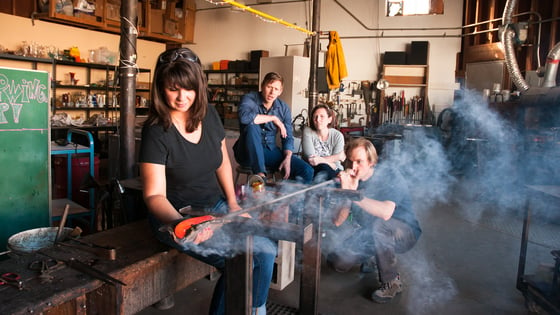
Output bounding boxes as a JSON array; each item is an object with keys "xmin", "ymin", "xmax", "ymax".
[{"xmin": 302, "ymin": 104, "xmax": 346, "ymax": 182}]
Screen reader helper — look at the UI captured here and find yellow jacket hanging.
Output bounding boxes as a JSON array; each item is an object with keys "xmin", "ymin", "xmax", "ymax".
[{"xmin": 326, "ymin": 31, "xmax": 348, "ymax": 90}]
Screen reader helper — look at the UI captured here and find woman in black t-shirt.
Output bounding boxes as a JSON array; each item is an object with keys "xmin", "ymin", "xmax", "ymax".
[{"xmin": 139, "ymin": 48, "xmax": 276, "ymax": 315}]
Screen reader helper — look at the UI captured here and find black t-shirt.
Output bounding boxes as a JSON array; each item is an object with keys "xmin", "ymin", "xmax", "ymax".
[
  {"xmin": 353, "ymin": 163, "xmax": 422, "ymax": 239},
  {"xmin": 139, "ymin": 105, "xmax": 225, "ymax": 209}
]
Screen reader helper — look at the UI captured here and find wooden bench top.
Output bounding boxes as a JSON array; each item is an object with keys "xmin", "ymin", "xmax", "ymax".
[{"xmin": 0, "ymin": 220, "xmax": 213, "ymax": 315}]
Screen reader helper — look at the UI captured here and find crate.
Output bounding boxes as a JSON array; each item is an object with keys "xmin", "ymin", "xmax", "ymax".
[{"xmin": 270, "ymin": 240, "xmax": 296, "ymax": 290}]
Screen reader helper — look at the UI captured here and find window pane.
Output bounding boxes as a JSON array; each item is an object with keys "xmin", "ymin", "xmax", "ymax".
[
  {"xmin": 403, "ymin": 0, "xmax": 429, "ymax": 15},
  {"xmin": 387, "ymin": 0, "xmax": 443, "ymax": 16}
]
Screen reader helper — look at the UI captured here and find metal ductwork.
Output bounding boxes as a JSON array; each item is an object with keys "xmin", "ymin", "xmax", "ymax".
[
  {"xmin": 502, "ymin": 0, "xmax": 559, "ymax": 91},
  {"xmin": 501, "ymin": 0, "xmax": 529, "ymax": 92}
]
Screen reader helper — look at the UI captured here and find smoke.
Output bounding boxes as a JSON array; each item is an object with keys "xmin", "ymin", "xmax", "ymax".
[
  {"xmin": 401, "ymin": 250, "xmax": 458, "ymax": 314},
  {"xmin": 162, "ymin": 87, "xmax": 560, "ymax": 312},
  {"xmin": 318, "ymin": 87, "xmax": 549, "ymax": 311}
]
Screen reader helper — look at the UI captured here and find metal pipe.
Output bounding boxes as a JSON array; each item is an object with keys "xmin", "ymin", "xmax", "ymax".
[
  {"xmin": 502, "ymin": 0, "xmax": 530, "ymax": 92},
  {"xmin": 119, "ymin": 0, "xmax": 138, "ymax": 179},
  {"xmin": 307, "ymin": 0, "xmax": 320, "ymax": 114},
  {"xmin": 542, "ymin": 43, "xmax": 560, "ymax": 88}
]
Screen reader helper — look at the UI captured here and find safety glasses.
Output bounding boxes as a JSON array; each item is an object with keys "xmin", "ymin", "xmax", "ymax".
[{"xmin": 158, "ymin": 49, "xmax": 200, "ymax": 65}]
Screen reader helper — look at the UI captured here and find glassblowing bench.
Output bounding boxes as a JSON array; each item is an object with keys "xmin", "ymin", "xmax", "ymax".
[
  {"xmin": 219, "ymin": 180, "xmax": 361, "ymax": 315},
  {"xmin": 517, "ymin": 185, "xmax": 560, "ymax": 313}
]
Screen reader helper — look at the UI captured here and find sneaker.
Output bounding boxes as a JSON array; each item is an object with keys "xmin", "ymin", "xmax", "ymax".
[{"xmin": 371, "ymin": 274, "xmax": 403, "ymax": 303}]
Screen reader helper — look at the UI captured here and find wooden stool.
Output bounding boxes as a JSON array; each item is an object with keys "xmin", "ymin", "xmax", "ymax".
[{"xmin": 235, "ymin": 165, "xmax": 277, "ymax": 184}]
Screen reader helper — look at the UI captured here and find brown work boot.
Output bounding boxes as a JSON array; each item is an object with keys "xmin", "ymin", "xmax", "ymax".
[{"xmin": 371, "ymin": 274, "xmax": 403, "ymax": 303}]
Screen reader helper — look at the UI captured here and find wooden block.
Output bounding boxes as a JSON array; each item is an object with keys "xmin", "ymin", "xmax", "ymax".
[{"xmin": 270, "ymin": 240, "xmax": 295, "ymax": 290}]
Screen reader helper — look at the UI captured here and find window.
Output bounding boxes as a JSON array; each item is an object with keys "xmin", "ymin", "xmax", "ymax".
[{"xmin": 387, "ymin": 0, "xmax": 444, "ymax": 17}]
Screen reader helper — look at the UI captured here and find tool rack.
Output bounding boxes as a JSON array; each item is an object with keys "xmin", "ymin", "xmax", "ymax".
[
  {"xmin": 50, "ymin": 128, "xmax": 96, "ymax": 230},
  {"xmin": 517, "ymin": 185, "xmax": 560, "ymax": 314}
]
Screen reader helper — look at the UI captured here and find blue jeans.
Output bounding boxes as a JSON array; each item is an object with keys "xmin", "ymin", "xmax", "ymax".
[
  {"xmin": 148, "ymin": 199, "xmax": 277, "ymax": 314},
  {"xmin": 327, "ymin": 218, "xmax": 418, "ymax": 283},
  {"xmin": 312, "ymin": 163, "xmax": 340, "ymax": 183},
  {"xmin": 234, "ymin": 124, "xmax": 313, "ymax": 184}
]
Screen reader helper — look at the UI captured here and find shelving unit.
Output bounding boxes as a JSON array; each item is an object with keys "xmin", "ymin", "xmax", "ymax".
[
  {"xmin": 379, "ymin": 64, "xmax": 431, "ymax": 125},
  {"xmin": 205, "ymin": 70, "xmax": 259, "ymax": 129},
  {"xmin": 0, "ymin": 53, "xmax": 151, "ymax": 121},
  {"xmin": 51, "ymin": 129, "xmax": 96, "ymax": 231},
  {"xmin": 0, "ymin": 53, "xmax": 151, "ymax": 157},
  {"xmin": 50, "ymin": 58, "xmax": 151, "ymax": 122}
]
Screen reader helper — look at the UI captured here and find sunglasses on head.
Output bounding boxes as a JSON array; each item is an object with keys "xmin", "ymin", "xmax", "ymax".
[{"xmin": 158, "ymin": 49, "xmax": 200, "ymax": 65}]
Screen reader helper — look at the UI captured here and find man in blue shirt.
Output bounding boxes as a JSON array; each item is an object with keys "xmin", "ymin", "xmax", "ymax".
[{"xmin": 233, "ymin": 72, "xmax": 313, "ymax": 184}]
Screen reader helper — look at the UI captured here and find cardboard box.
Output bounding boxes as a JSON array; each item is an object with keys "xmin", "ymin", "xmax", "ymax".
[
  {"xmin": 106, "ymin": 3, "xmax": 119, "ymax": 21},
  {"xmin": 164, "ymin": 19, "xmax": 178, "ymax": 35},
  {"xmin": 150, "ymin": 9, "xmax": 164, "ymax": 33}
]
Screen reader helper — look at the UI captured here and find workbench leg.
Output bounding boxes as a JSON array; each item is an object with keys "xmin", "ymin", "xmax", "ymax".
[
  {"xmin": 226, "ymin": 235, "xmax": 253, "ymax": 315},
  {"xmin": 299, "ymin": 195, "xmax": 323, "ymax": 315},
  {"xmin": 517, "ymin": 192, "xmax": 530, "ymax": 291}
]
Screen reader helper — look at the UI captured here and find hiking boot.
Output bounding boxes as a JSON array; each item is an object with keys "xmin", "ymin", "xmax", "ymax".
[{"xmin": 371, "ymin": 274, "xmax": 403, "ymax": 303}]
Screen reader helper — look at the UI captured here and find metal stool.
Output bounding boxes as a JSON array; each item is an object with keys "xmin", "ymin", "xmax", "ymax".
[{"xmin": 235, "ymin": 165, "xmax": 276, "ymax": 184}]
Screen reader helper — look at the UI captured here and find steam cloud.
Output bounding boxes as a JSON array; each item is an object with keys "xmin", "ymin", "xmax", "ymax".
[{"xmin": 169, "ymin": 87, "xmax": 559, "ymax": 312}]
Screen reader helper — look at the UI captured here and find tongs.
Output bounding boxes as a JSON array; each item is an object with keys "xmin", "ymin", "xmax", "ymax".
[
  {"xmin": 54, "ymin": 204, "xmax": 117, "ymax": 260},
  {"xmin": 57, "ymin": 239, "xmax": 117, "ymax": 260}
]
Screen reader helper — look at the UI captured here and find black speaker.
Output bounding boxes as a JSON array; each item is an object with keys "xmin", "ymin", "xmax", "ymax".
[
  {"xmin": 317, "ymin": 67, "xmax": 329, "ymax": 92},
  {"xmin": 408, "ymin": 41, "xmax": 429, "ymax": 65},
  {"xmin": 383, "ymin": 52, "xmax": 407, "ymax": 65}
]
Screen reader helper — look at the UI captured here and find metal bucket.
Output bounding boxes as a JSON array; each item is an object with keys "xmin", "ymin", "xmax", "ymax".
[{"xmin": 7, "ymin": 227, "xmax": 73, "ymax": 254}]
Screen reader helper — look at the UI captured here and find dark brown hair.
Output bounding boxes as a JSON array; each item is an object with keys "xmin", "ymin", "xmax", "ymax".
[
  {"xmin": 310, "ymin": 104, "xmax": 334, "ymax": 131},
  {"xmin": 145, "ymin": 48, "xmax": 208, "ymax": 132}
]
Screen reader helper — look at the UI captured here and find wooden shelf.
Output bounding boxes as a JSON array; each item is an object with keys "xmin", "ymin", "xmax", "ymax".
[
  {"xmin": 34, "ymin": 0, "xmax": 196, "ymax": 44},
  {"xmin": 379, "ymin": 64, "xmax": 431, "ymax": 126}
]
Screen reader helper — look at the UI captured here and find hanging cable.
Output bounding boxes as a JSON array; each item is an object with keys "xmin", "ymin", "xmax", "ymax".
[{"xmin": 205, "ymin": 0, "xmax": 315, "ymax": 35}]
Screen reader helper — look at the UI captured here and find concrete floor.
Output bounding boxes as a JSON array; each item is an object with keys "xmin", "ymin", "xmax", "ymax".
[{"xmin": 137, "ymin": 174, "xmax": 559, "ymax": 315}]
